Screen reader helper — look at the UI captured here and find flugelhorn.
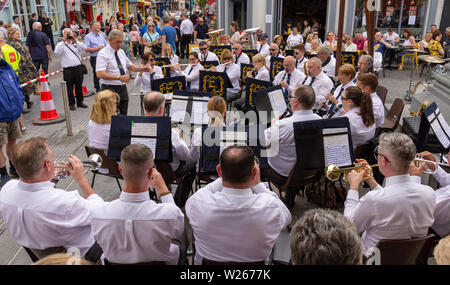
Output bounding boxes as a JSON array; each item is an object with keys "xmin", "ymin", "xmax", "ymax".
[
  {"xmin": 325, "ymin": 163, "xmax": 378, "ymax": 182},
  {"xmin": 54, "ymin": 154, "xmax": 103, "ymax": 180},
  {"xmin": 413, "ymin": 154, "xmax": 450, "ymax": 175}
]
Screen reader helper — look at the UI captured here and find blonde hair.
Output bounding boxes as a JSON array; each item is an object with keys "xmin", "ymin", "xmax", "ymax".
[
  {"xmin": 273, "ymin": 35, "xmax": 283, "ymax": 44},
  {"xmin": 207, "ymin": 96, "xmax": 226, "ymax": 126},
  {"xmin": 33, "ymin": 253, "xmax": 92, "ymax": 265},
  {"xmin": 7, "ymin": 27, "xmax": 19, "ymax": 39},
  {"xmin": 252, "ymin": 53, "xmax": 266, "ymax": 65},
  {"xmin": 162, "ymin": 43, "xmax": 174, "ymax": 57},
  {"xmin": 434, "ymin": 235, "xmax": 450, "ymax": 265},
  {"xmin": 89, "ymin": 90, "xmax": 119, "ymax": 124},
  {"xmin": 306, "ymin": 34, "xmax": 314, "ymax": 43},
  {"xmin": 338, "ymin": 64, "xmax": 356, "ymax": 79},
  {"xmin": 220, "ymin": 49, "xmax": 233, "ymax": 62}
]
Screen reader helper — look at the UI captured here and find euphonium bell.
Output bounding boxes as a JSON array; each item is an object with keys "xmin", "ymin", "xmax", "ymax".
[
  {"xmin": 325, "ymin": 164, "xmax": 377, "ymax": 182},
  {"xmin": 207, "ymin": 29, "xmax": 224, "ymax": 46}
]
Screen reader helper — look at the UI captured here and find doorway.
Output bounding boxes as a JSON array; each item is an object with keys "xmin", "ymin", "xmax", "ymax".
[{"xmin": 229, "ymin": 0, "xmax": 247, "ymax": 31}]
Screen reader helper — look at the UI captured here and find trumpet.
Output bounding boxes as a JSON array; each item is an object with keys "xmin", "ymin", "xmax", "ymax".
[
  {"xmin": 325, "ymin": 163, "xmax": 378, "ymax": 182},
  {"xmin": 413, "ymin": 155, "xmax": 450, "ymax": 175},
  {"xmin": 54, "ymin": 154, "xmax": 103, "ymax": 180}
]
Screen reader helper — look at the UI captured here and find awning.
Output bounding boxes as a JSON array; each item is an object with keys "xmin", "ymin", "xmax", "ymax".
[{"xmin": 80, "ymin": 0, "xmax": 99, "ymax": 4}]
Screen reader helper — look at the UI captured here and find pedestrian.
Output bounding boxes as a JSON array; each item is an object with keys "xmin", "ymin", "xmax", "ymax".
[
  {"xmin": 95, "ymin": 29, "xmax": 152, "ymax": 115},
  {"xmin": 39, "ymin": 13, "xmax": 54, "ymax": 50},
  {"xmin": 84, "ymin": 21, "xmax": 107, "ymax": 92},
  {"xmin": 142, "ymin": 21, "xmax": 160, "ymax": 56},
  {"xmin": 129, "ymin": 25, "xmax": 140, "ymax": 59},
  {"xmin": 54, "ymin": 28, "xmax": 88, "ymax": 111},
  {"xmin": 11, "ymin": 16, "xmax": 20, "ymax": 32},
  {"xmin": 29, "ymin": 13, "xmax": 38, "ymax": 31},
  {"xmin": 180, "ymin": 14, "xmax": 193, "ymax": 59},
  {"xmin": 60, "ymin": 21, "xmax": 68, "ymax": 34},
  {"xmin": 0, "ymin": 54, "xmax": 24, "ymax": 187},
  {"xmin": 160, "ymin": 15, "xmax": 177, "ymax": 55},
  {"xmin": 118, "ymin": 23, "xmax": 132, "ymax": 58},
  {"xmin": 26, "ymin": 22, "xmax": 52, "ymax": 75},
  {"xmin": 0, "ymin": 21, "xmax": 7, "ymax": 39},
  {"xmin": 193, "ymin": 17, "xmax": 209, "ymax": 44},
  {"xmin": 70, "ymin": 19, "xmax": 80, "ymax": 36}
]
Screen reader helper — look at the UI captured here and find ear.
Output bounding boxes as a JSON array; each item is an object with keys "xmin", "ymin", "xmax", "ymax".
[
  {"xmin": 216, "ymin": 165, "xmax": 222, "ymax": 178},
  {"xmin": 148, "ymin": 167, "xmax": 153, "ymax": 180},
  {"xmin": 250, "ymin": 165, "xmax": 257, "ymax": 179},
  {"xmin": 118, "ymin": 164, "xmax": 123, "ymax": 176}
]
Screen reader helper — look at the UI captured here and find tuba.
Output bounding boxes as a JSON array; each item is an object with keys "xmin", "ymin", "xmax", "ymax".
[
  {"xmin": 243, "ymin": 27, "xmax": 260, "ymax": 50},
  {"xmin": 207, "ymin": 29, "xmax": 224, "ymax": 46}
]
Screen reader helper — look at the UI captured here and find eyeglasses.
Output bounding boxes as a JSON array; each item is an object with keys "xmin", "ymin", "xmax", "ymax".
[
  {"xmin": 200, "ymin": 47, "xmax": 207, "ymax": 51},
  {"xmin": 373, "ymin": 146, "xmax": 390, "ymax": 162},
  {"xmin": 341, "ymin": 96, "xmax": 351, "ymax": 101},
  {"xmin": 294, "ymin": 52, "xmax": 300, "ymax": 55},
  {"xmin": 269, "ymin": 49, "xmax": 276, "ymax": 51},
  {"xmin": 189, "ymin": 58, "xmax": 196, "ymax": 61},
  {"xmin": 149, "ymin": 58, "xmax": 155, "ymax": 62},
  {"xmin": 233, "ymin": 47, "xmax": 239, "ymax": 50},
  {"xmin": 288, "ymin": 95, "xmax": 296, "ymax": 100}
]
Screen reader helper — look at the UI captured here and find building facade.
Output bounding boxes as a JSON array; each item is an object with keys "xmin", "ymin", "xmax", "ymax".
[{"xmin": 216, "ymin": 0, "xmax": 447, "ymax": 41}]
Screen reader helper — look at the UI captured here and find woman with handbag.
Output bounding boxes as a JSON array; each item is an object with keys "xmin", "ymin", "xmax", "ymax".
[
  {"xmin": 142, "ymin": 22, "xmax": 161, "ymax": 56},
  {"xmin": 54, "ymin": 28, "xmax": 88, "ymax": 110}
]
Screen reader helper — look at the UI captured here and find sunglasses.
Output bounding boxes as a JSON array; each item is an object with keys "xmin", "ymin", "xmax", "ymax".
[
  {"xmin": 269, "ymin": 49, "xmax": 276, "ymax": 51},
  {"xmin": 294, "ymin": 52, "xmax": 300, "ymax": 55},
  {"xmin": 148, "ymin": 58, "xmax": 155, "ymax": 62},
  {"xmin": 200, "ymin": 47, "xmax": 207, "ymax": 51}
]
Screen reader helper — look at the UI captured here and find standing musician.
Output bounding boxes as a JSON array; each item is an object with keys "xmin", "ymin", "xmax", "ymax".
[
  {"xmin": 344, "ymin": 133, "xmax": 436, "ymax": 257},
  {"xmin": 303, "ymin": 57, "xmax": 334, "ymax": 109},
  {"xmin": 323, "ymin": 64, "xmax": 356, "ymax": 118},
  {"xmin": 198, "ymin": 40, "xmax": 219, "ymax": 63},
  {"xmin": 293, "ymin": 44, "xmax": 308, "ymax": 74},
  {"xmin": 232, "ymin": 43, "xmax": 250, "ymax": 65},
  {"xmin": 273, "ymin": 56, "xmax": 306, "ymax": 99},
  {"xmin": 246, "ymin": 54, "xmax": 270, "ymax": 81},
  {"xmin": 134, "ymin": 52, "xmax": 164, "ymax": 94},
  {"xmin": 355, "ymin": 73, "xmax": 384, "ymax": 129},
  {"xmin": 209, "ymin": 49, "xmax": 241, "ymax": 102},
  {"xmin": 171, "ymin": 52, "xmax": 204, "ymax": 91},
  {"xmin": 265, "ymin": 43, "xmax": 285, "ymax": 70},
  {"xmin": 316, "ymin": 44, "xmax": 336, "ymax": 78},
  {"xmin": 340, "ymin": 86, "xmax": 375, "ymax": 149},
  {"xmin": 412, "ymin": 151, "xmax": 450, "ymax": 238}
]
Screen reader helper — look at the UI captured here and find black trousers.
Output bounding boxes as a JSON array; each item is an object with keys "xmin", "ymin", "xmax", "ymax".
[
  {"xmin": 63, "ymin": 65, "xmax": 84, "ymax": 106},
  {"xmin": 44, "ymin": 31, "xmax": 54, "ymax": 50},
  {"xmin": 90, "ymin": 56, "xmax": 100, "ymax": 92},
  {"xmin": 180, "ymin": 34, "xmax": 192, "ymax": 58},
  {"xmin": 101, "ymin": 84, "xmax": 129, "ymax": 115}
]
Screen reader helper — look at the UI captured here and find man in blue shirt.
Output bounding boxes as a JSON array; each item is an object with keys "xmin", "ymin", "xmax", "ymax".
[
  {"xmin": 84, "ymin": 21, "xmax": 107, "ymax": 92},
  {"xmin": 160, "ymin": 15, "xmax": 177, "ymax": 54},
  {"xmin": 26, "ymin": 22, "xmax": 52, "ymax": 75},
  {"xmin": 374, "ymin": 32, "xmax": 390, "ymax": 55}
]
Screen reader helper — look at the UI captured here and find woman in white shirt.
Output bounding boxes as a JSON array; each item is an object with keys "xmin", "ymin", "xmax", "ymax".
[
  {"xmin": 134, "ymin": 52, "xmax": 164, "ymax": 93},
  {"xmin": 323, "ymin": 64, "xmax": 356, "ymax": 118},
  {"xmin": 172, "ymin": 51, "xmax": 204, "ymax": 90},
  {"xmin": 162, "ymin": 43, "xmax": 179, "ymax": 65},
  {"xmin": 343, "ymin": 35, "xmax": 357, "ymax": 52},
  {"xmin": 419, "ymin": 32, "xmax": 432, "ymax": 52},
  {"xmin": 323, "ymin": 32, "xmax": 337, "ymax": 51},
  {"xmin": 287, "ymin": 26, "xmax": 303, "ymax": 47},
  {"xmin": 246, "ymin": 53, "xmax": 270, "ymax": 81},
  {"xmin": 88, "ymin": 90, "xmax": 119, "ymax": 150},
  {"xmin": 341, "ymin": 86, "xmax": 376, "ymax": 149}
]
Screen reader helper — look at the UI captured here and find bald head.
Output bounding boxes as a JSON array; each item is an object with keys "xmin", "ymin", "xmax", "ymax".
[
  {"xmin": 306, "ymin": 57, "xmax": 322, "ymax": 77},
  {"xmin": 233, "ymin": 43, "xmax": 243, "ymax": 56},
  {"xmin": 219, "ymin": 146, "xmax": 255, "ymax": 186},
  {"xmin": 269, "ymin": 43, "xmax": 280, "ymax": 57},
  {"xmin": 143, "ymin": 92, "xmax": 165, "ymax": 116},
  {"xmin": 284, "ymin": 56, "xmax": 296, "ymax": 73}
]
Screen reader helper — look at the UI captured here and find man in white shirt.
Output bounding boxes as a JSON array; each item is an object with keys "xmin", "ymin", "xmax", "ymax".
[
  {"xmin": 317, "ymin": 44, "xmax": 336, "ymax": 78},
  {"xmin": 90, "ymin": 144, "xmax": 186, "ymax": 265},
  {"xmin": 143, "ymin": 92, "xmax": 189, "ymax": 173},
  {"xmin": 0, "ymin": 137, "xmax": 104, "ymax": 262},
  {"xmin": 179, "ymin": 14, "xmax": 194, "ymax": 59},
  {"xmin": 345, "ymin": 133, "xmax": 436, "ymax": 257},
  {"xmin": 198, "ymin": 40, "xmax": 219, "ymax": 63},
  {"xmin": 287, "ymin": 26, "xmax": 303, "ymax": 47},
  {"xmin": 273, "ymin": 56, "xmax": 306, "ymax": 99},
  {"xmin": 256, "ymin": 33, "xmax": 270, "ymax": 57},
  {"xmin": 96, "ymin": 29, "xmax": 151, "ymax": 115},
  {"xmin": 293, "ymin": 44, "xmax": 308, "ymax": 74},
  {"xmin": 413, "ymin": 151, "xmax": 450, "ymax": 238},
  {"xmin": 304, "ymin": 57, "xmax": 334, "ymax": 108},
  {"xmin": 186, "ymin": 146, "xmax": 291, "ymax": 264},
  {"xmin": 356, "ymin": 73, "xmax": 385, "ymax": 128},
  {"xmin": 264, "ymin": 85, "xmax": 322, "ymax": 208},
  {"xmin": 265, "ymin": 43, "xmax": 285, "ymax": 70},
  {"xmin": 232, "ymin": 43, "xmax": 250, "ymax": 65},
  {"xmin": 11, "ymin": 16, "xmax": 20, "ymax": 32}
]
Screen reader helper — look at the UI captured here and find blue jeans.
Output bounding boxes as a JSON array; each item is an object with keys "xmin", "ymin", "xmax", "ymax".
[{"xmin": 33, "ymin": 58, "xmax": 49, "ymax": 75}]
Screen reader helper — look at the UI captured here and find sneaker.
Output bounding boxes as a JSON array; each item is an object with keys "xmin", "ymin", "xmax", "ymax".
[{"xmin": 0, "ymin": 174, "xmax": 11, "ymax": 188}]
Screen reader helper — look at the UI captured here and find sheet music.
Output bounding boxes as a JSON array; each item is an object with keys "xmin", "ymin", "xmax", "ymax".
[
  {"xmin": 164, "ymin": 93, "xmax": 173, "ymax": 100},
  {"xmin": 191, "ymin": 100, "xmax": 209, "ymax": 125},
  {"xmin": 219, "ymin": 131, "xmax": 248, "ymax": 156},
  {"xmin": 437, "ymin": 112, "xmax": 450, "ymax": 138},
  {"xmin": 170, "ymin": 99, "xmax": 188, "ymax": 123},
  {"xmin": 268, "ymin": 89, "xmax": 287, "ymax": 117},
  {"xmin": 323, "ymin": 128, "xmax": 352, "ymax": 167},
  {"xmin": 131, "ymin": 122, "xmax": 157, "ymax": 137},
  {"xmin": 130, "ymin": 137, "xmax": 157, "ymax": 156},
  {"xmin": 431, "ymin": 120, "xmax": 450, "ymax": 148}
]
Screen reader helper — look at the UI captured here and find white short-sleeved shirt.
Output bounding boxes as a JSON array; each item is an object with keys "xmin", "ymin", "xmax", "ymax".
[
  {"xmin": 199, "ymin": 51, "xmax": 219, "ymax": 63},
  {"xmin": 216, "ymin": 63, "xmax": 240, "ymax": 93},
  {"xmin": 431, "ymin": 167, "xmax": 450, "ymax": 237},
  {"xmin": 295, "ymin": 57, "xmax": 308, "ymax": 74},
  {"xmin": 273, "ymin": 69, "xmax": 306, "ymax": 95},
  {"xmin": 54, "ymin": 41, "xmax": 87, "ymax": 68},
  {"xmin": 255, "ymin": 67, "xmax": 270, "ymax": 81},
  {"xmin": 322, "ymin": 55, "xmax": 336, "ymax": 78},
  {"xmin": 234, "ymin": 52, "xmax": 250, "ymax": 65},
  {"xmin": 343, "ymin": 107, "xmax": 376, "ymax": 148},
  {"xmin": 133, "ymin": 66, "xmax": 164, "ymax": 93},
  {"xmin": 287, "ymin": 34, "xmax": 303, "ymax": 47},
  {"xmin": 370, "ymin": 92, "xmax": 385, "ymax": 128},
  {"xmin": 303, "ymin": 71, "xmax": 334, "ymax": 107},
  {"xmin": 88, "ymin": 120, "xmax": 111, "ymax": 150},
  {"xmin": 96, "ymin": 44, "xmax": 133, "ymax": 85},
  {"xmin": 175, "ymin": 63, "xmax": 205, "ymax": 90},
  {"xmin": 256, "ymin": 43, "xmax": 270, "ymax": 57}
]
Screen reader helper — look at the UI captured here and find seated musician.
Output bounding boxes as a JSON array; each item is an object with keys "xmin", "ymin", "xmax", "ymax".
[
  {"xmin": 317, "ymin": 44, "xmax": 336, "ymax": 77},
  {"xmin": 265, "ymin": 43, "xmax": 285, "ymax": 70},
  {"xmin": 143, "ymin": 92, "xmax": 189, "ymax": 173},
  {"xmin": 412, "ymin": 151, "xmax": 450, "ymax": 238},
  {"xmin": 355, "ymin": 73, "xmax": 385, "ymax": 128},
  {"xmin": 185, "ymin": 146, "xmax": 291, "ymax": 264},
  {"xmin": 309, "ymin": 39, "xmax": 320, "ymax": 54},
  {"xmin": 323, "ymin": 64, "xmax": 356, "ymax": 118},
  {"xmin": 340, "ymin": 86, "xmax": 376, "ymax": 149},
  {"xmin": 293, "ymin": 44, "xmax": 308, "ymax": 74},
  {"xmin": 303, "ymin": 57, "xmax": 334, "ymax": 109},
  {"xmin": 162, "ymin": 43, "xmax": 179, "ymax": 66},
  {"xmin": 344, "ymin": 133, "xmax": 436, "ymax": 257},
  {"xmin": 0, "ymin": 137, "xmax": 104, "ymax": 263},
  {"xmin": 134, "ymin": 51, "xmax": 164, "ymax": 94},
  {"xmin": 172, "ymin": 52, "xmax": 204, "ymax": 91},
  {"xmin": 246, "ymin": 54, "xmax": 270, "ymax": 81},
  {"xmin": 232, "ymin": 42, "xmax": 250, "ymax": 65},
  {"xmin": 198, "ymin": 40, "xmax": 219, "ymax": 63},
  {"xmin": 89, "ymin": 144, "xmax": 186, "ymax": 265},
  {"xmin": 273, "ymin": 56, "xmax": 306, "ymax": 98},
  {"xmin": 209, "ymin": 49, "xmax": 241, "ymax": 102},
  {"xmin": 264, "ymin": 85, "xmax": 322, "ymax": 208},
  {"xmin": 355, "ymin": 54, "xmax": 373, "ymax": 79},
  {"xmin": 256, "ymin": 33, "xmax": 270, "ymax": 57}
]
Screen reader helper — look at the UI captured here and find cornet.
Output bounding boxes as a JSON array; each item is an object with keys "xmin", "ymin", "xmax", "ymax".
[
  {"xmin": 413, "ymin": 154, "xmax": 450, "ymax": 175},
  {"xmin": 325, "ymin": 163, "xmax": 378, "ymax": 182},
  {"xmin": 54, "ymin": 154, "xmax": 103, "ymax": 180}
]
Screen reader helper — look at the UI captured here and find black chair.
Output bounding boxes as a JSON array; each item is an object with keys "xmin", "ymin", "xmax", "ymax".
[{"xmin": 85, "ymin": 146, "xmax": 123, "ymax": 191}]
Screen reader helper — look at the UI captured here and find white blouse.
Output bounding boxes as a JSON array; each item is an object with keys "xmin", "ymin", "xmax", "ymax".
[
  {"xmin": 88, "ymin": 120, "xmax": 111, "ymax": 150},
  {"xmin": 343, "ymin": 107, "xmax": 376, "ymax": 149}
]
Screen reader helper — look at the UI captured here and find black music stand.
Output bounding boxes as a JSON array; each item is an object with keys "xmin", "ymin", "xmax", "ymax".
[
  {"xmin": 151, "ymin": 76, "xmax": 186, "ymax": 95},
  {"xmin": 210, "ymin": 45, "xmax": 232, "ymax": 59},
  {"xmin": 244, "ymin": 77, "xmax": 273, "ymax": 111},
  {"xmin": 284, "ymin": 49, "xmax": 294, "ymax": 57},
  {"xmin": 155, "ymin": 57, "xmax": 171, "ymax": 78},
  {"xmin": 243, "ymin": 49, "xmax": 258, "ymax": 63},
  {"xmin": 240, "ymin": 63, "xmax": 254, "ymax": 87},
  {"xmin": 253, "ymin": 85, "xmax": 287, "ymax": 125},
  {"xmin": 269, "ymin": 57, "xmax": 284, "ymax": 81},
  {"xmin": 333, "ymin": 51, "xmax": 359, "ymax": 67},
  {"xmin": 170, "ymin": 91, "xmax": 212, "ymax": 126},
  {"xmin": 199, "ymin": 70, "xmax": 232, "ymax": 101},
  {"xmin": 201, "ymin": 60, "xmax": 219, "ymax": 70},
  {"xmin": 417, "ymin": 102, "xmax": 450, "ymax": 152}
]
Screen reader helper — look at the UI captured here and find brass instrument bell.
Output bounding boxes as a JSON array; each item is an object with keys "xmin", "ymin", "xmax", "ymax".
[
  {"xmin": 207, "ymin": 29, "xmax": 224, "ymax": 46},
  {"xmin": 243, "ymin": 28, "xmax": 261, "ymax": 50},
  {"xmin": 325, "ymin": 164, "xmax": 377, "ymax": 182}
]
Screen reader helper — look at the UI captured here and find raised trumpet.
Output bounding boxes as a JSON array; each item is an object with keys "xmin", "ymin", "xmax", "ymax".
[
  {"xmin": 54, "ymin": 154, "xmax": 103, "ymax": 180},
  {"xmin": 413, "ymin": 155, "xmax": 450, "ymax": 175},
  {"xmin": 325, "ymin": 163, "xmax": 378, "ymax": 182}
]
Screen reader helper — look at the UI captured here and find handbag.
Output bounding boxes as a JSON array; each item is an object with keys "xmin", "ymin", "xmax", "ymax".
[
  {"xmin": 146, "ymin": 32, "xmax": 162, "ymax": 54},
  {"xmin": 65, "ymin": 43, "xmax": 88, "ymax": 74}
]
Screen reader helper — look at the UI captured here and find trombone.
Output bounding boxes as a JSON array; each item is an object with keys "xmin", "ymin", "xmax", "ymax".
[
  {"xmin": 54, "ymin": 154, "xmax": 103, "ymax": 180},
  {"xmin": 413, "ymin": 155, "xmax": 450, "ymax": 175},
  {"xmin": 325, "ymin": 163, "xmax": 378, "ymax": 182}
]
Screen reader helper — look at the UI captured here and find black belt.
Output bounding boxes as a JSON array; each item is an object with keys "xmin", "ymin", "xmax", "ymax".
[
  {"xmin": 102, "ymin": 84, "xmax": 127, "ymax": 89},
  {"xmin": 64, "ymin": 65, "xmax": 82, "ymax": 70}
]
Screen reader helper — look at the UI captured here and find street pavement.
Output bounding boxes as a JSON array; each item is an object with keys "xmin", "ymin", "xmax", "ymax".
[{"xmin": 0, "ymin": 52, "xmax": 431, "ymax": 265}]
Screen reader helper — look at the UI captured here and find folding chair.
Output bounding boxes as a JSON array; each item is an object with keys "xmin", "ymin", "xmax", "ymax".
[
  {"xmin": 379, "ymin": 98, "xmax": 405, "ymax": 133},
  {"xmin": 85, "ymin": 146, "xmax": 123, "ymax": 191},
  {"xmin": 375, "ymin": 85, "xmax": 388, "ymax": 106}
]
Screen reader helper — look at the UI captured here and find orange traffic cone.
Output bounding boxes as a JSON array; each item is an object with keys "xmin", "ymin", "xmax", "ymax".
[
  {"xmin": 33, "ymin": 70, "xmax": 65, "ymax": 125},
  {"xmin": 74, "ymin": 84, "xmax": 95, "ymax": 97}
]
